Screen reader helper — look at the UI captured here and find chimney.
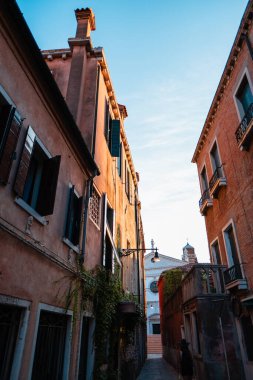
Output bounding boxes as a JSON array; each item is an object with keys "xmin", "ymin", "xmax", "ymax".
[{"xmin": 75, "ymin": 8, "xmax": 96, "ymax": 38}]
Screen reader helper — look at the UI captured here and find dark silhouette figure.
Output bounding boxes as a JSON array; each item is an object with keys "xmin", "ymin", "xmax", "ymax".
[{"xmin": 180, "ymin": 339, "xmax": 193, "ymax": 380}]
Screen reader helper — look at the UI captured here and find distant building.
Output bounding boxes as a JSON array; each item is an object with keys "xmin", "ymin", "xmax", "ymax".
[{"xmin": 144, "ymin": 241, "xmax": 190, "ymax": 356}]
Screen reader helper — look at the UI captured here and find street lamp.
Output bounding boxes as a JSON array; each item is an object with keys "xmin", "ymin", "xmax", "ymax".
[{"xmin": 120, "ymin": 247, "xmax": 160, "ymax": 262}]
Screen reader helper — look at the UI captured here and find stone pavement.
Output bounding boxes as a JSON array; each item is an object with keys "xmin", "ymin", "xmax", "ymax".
[{"xmin": 137, "ymin": 358, "xmax": 178, "ymax": 380}]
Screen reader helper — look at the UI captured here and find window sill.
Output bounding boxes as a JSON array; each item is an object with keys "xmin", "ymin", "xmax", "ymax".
[
  {"xmin": 62, "ymin": 237, "xmax": 80, "ymax": 254},
  {"xmin": 15, "ymin": 197, "xmax": 48, "ymax": 226}
]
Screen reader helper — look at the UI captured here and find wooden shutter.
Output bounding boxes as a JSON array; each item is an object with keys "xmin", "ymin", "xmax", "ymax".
[
  {"xmin": 36, "ymin": 155, "xmax": 61, "ymax": 216},
  {"xmin": 65, "ymin": 185, "xmax": 75, "ymax": 241},
  {"xmin": 13, "ymin": 126, "xmax": 36, "ymax": 197},
  {"xmin": 0, "ymin": 106, "xmax": 21, "ymax": 184},
  {"xmin": 72, "ymin": 195, "xmax": 83, "ymax": 246},
  {"xmin": 110, "ymin": 120, "xmax": 120, "ymax": 157}
]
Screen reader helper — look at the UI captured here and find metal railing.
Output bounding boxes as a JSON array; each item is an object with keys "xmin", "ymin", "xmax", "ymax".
[
  {"xmin": 199, "ymin": 189, "xmax": 211, "ymax": 208},
  {"xmin": 209, "ymin": 166, "xmax": 223, "ymax": 191},
  {"xmin": 223, "ymin": 264, "xmax": 243, "ymax": 285},
  {"xmin": 235, "ymin": 102, "xmax": 253, "ymax": 145}
]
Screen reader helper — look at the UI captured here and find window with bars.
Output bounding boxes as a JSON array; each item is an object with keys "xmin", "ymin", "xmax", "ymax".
[
  {"xmin": 89, "ymin": 187, "xmax": 101, "ymax": 227},
  {"xmin": 32, "ymin": 310, "xmax": 68, "ymax": 380},
  {"xmin": 0, "ymin": 304, "xmax": 22, "ymax": 380}
]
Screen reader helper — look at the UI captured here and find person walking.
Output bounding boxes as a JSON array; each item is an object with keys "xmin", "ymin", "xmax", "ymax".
[{"xmin": 179, "ymin": 339, "xmax": 193, "ymax": 380}]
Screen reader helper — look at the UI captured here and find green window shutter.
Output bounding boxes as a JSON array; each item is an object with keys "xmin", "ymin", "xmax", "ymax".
[
  {"xmin": 36, "ymin": 155, "xmax": 61, "ymax": 216},
  {"xmin": 65, "ymin": 185, "xmax": 75, "ymax": 241},
  {"xmin": 13, "ymin": 126, "xmax": 36, "ymax": 197},
  {"xmin": 72, "ymin": 195, "xmax": 83, "ymax": 246},
  {"xmin": 110, "ymin": 120, "xmax": 120, "ymax": 157},
  {"xmin": 0, "ymin": 106, "xmax": 22, "ymax": 185}
]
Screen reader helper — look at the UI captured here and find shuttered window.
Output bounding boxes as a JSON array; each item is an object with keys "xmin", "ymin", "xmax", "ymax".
[
  {"xmin": 104, "ymin": 100, "xmax": 120, "ymax": 157},
  {"xmin": 64, "ymin": 186, "xmax": 83, "ymax": 246},
  {"xmin": 14, "ymin": 126, "xmax": 61, "ymax": 216},
  {"xmin": 0, "ymin": 103, "xmax": 22, "ymax": 185}
]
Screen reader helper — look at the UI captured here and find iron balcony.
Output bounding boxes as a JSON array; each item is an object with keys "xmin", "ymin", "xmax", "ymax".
[{"xmin": 235, "ymin": 102, "xmax": 253, "ymax": 150}]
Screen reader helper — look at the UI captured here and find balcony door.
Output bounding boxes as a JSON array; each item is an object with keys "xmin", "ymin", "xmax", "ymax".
[
  {"xmin": 210, "ymin": 142, "xmax": 222, "ymax": 176},
  {"xmin": 236, "ymin": 75, "xmax": 253, "ymax": 116},
  {"xmin": 224, "ymin": 225, "xmax": 240, "ymax": 268}
]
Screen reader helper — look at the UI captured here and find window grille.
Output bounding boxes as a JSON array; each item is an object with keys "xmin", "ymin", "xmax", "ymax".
[{"xmin": 89, "ymin": 187, "xmax": 100, "ymax": 226}]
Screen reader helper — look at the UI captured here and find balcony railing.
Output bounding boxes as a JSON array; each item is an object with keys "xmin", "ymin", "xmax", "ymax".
[
  {"xmin": 199, "ymin": 189, "xmax": 213, "ymax": 215},
  {"xmin": 181, "ymin": 264, "xmax": 226, "ymax": 304},
  {"xmin": 223, "ymin": 264, "xmax": 243, "ymax": 285},
  {"xmin": 235, "ymin": 103, "xmax": 253, "ymax": 149},
  {"xmin": 209, "ymin": 167, "xmax": 226, "ymax": 198}
]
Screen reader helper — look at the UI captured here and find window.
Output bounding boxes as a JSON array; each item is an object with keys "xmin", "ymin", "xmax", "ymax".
[
  {"xmin": 152, "ymin": 323, "xmax": 160, "ymax": 334},
  {"xmin": 192, "ymin": 312, "xmax": 201, "ymax": 354},
  {"xmin": 104, "ymin": 100, "xmax": 120, "ymax": 157},
  {"xmin": 210, "ymin": 142, "xmax": 222, "ymax": 176},
  {"xmin": 241, "ymin": 314, "xmax": 253, "ymax": 361},
  {"xmin": 0, "ymin": 304, "xmax": 22, "ymax": 380},
  {"xmin": 0, "ymin": 93, "xmax": 22, "ymax": 185},
  {"xmin": 64, "ymin": 186, "xmax": 83, "ymax": 247},
  {"xmin": 200, "ymin": 166, "xmax": 208, "ymax": 193},
  {"xmin": 236, "ymin": 74, "xmax": 253, "ymax": 117},
  {"xmin": 32, "ymin": 310, "xmax": 68, "ymax": 380},
  {"xmin": 125, "ymin": 162, "xmax": 131, "ymax": 201},
  {"xmin": 14, "ymin": 126, "xmax": 61, "ymax": 217},
  {"xmin": 104, "ymin": 99, "xmax": 111, "ymax": 145},
  {"xmin": 89, "ymin": 186, "xmax": 101, "ymax": 227},
  {"xmin": 102, "ymin": 194, "xmax": 120, "ymax": 273},
  {"xmin": 211, "ymin": 240, "xmax": 221, "ymax": 265},
  {"xmin": 150, "ymin": 281, "xmax": 158, "ymax": 293},
  {"xmin": 223, "ymin": 224, "xmax": 241, "ymax": 269},
  {"xmin": 117, "ymin": 142, "xmax": 122, "ymax": 178}
]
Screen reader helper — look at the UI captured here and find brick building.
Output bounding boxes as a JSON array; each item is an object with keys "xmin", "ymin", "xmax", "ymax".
[
  {"xmin": 0, "ymin": 2, "xmax": 145, "ymax": 379},
  {"xmin": 192, "ymin": 1, "xmax": 253, "ymax": 379}
]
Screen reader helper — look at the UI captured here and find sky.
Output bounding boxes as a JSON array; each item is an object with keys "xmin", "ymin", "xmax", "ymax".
[{"xmin": 17, "ymin": 0, "xmax": 248, "ymax": 262}]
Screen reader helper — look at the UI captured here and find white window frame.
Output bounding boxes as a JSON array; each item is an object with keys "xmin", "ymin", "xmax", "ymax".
[
  {"xmin": 209, "ymin": 138, "xmax": 223, "ymax": 175},
  {"xmin": 233, "ymin": 67, "xmax": 253, "ymax": 121},
  {"xmin": 210, "ymin": 237, "xmax": 222, "ymax": 265},
  {"xmin": 0, "ymin": 295, "xmax": 31, "ymax": 380},
  {"xmin": 199, "ymin": 162, "xmax": 208, "ymax": 194},
  {"xmin": 62, "ymin": 182, "xmax": 81, "ymax": 253},
  {"xmin": 222, "ymin": 219, "xmax": 244, "ymax": 275},
  {"xmin": 28, "ymin": 303, "xmax": 73, "ymax": 380}
]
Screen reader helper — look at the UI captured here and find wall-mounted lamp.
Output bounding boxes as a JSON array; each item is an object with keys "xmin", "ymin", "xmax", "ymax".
[{"xmin": 120, "ymin": 247, "xmax": 160, "ymax": 262}]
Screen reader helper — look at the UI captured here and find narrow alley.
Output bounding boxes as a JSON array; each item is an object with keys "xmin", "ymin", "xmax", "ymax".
[{"xmin": 137, "ymin": 358, "xmax": 178, "ymax": 380}]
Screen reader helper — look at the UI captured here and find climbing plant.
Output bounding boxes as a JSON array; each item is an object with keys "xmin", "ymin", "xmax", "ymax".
[{"xmin": 163, "ymin": 268, "xmax": 184, "ymax": 300}]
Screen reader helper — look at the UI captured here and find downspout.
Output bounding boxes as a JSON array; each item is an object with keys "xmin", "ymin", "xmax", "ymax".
[
  {"xmin": 80, "ymin": 64, "xmax": 100, "ymax": 263},
  {"xmin": 91, "ymin": 64, "xmax": 100, "ymax": 158},
  {"xmin": 135, "ymin": 188, "xmax": 141, "ymax": 304}
]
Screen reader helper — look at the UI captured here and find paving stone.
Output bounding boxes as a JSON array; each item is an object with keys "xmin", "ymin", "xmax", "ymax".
[{"xmin": 137, "ymin": 358, "xmax": 178, "ymax": 380}]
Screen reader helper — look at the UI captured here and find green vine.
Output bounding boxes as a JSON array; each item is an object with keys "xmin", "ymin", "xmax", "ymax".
[
  {"xmin": 56, "ymin": 258, "xmax": 142, "ymax": 380},
  {"xmin": 163, "ymin": 268, "xmax": 183, "ymax": 301}
]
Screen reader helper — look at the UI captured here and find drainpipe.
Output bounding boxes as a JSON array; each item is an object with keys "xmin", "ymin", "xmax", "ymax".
[
  {"xmin": 80, "ymin": 64, "xmax": 100, "ymax": 263},
  {"xmin": 91, "ymin": 65, "xmax": 100, "ymax": 158},
  {"xmin": 135, "ymin": 189, "xmax": 141, "ymax": 304}
]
